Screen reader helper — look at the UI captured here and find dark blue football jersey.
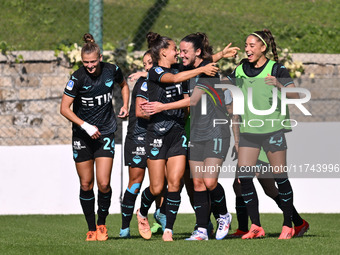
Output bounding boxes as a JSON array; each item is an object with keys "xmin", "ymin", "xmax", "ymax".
[
  {"xmin": 146, "ymin": 65, "xmax": 189, "ymax": 136},
  {"xmin": 189, "ymin": 60, "xmax": 231, "ymax": 142},
  {"xmin": 64, "ymin": 62, "xmax": 124, "ymax": 135}
]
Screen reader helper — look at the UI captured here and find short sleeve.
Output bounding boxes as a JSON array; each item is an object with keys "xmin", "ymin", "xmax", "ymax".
[
  {"xmin": 226, "ymin": 69, "xmax": 236, "ymax": 85},
  {"xmin": 63, "ymin": 71, "xmax": 81, "ymax": 98},
  {"xmin": 148, "ymin": 66, "xmax": 169, "ymax": 83},
  {"xmin": 114, "ymin": 64, "xmax": 124, "ymax": 85},
  {"xmin": 135, "ymin": 78, "xmax": 149, "ymax": 101},
  {"xmin": 273, "ymin": 63, "xmax": 294, "ymax": 87}
]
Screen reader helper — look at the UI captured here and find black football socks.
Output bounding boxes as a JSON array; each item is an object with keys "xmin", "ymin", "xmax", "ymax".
[
  {"xmin": 274, "ymin": 173, "xmax": 294, "ymax": 228},
  {"xmin": 121, "ymin": 189, "xmax": 137, "ymax": 229},
  {"xmin": 80, "ymin": 189, "xmax": 96, "ymax": 231}
]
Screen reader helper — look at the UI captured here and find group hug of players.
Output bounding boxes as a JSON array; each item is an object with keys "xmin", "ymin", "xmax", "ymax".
[{"xmin": 60, "ymin": 30, "xmax": 310, "ymax": 242}]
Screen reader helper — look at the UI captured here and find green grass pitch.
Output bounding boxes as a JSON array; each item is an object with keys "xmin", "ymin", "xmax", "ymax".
[{"xmin": 0, "ymin": 213, "xmax": 339, "ymax": 255}]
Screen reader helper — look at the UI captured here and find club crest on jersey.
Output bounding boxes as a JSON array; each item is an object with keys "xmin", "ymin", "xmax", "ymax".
[
  {"xmin": 66, "ymin": 80, "xmax": 74, "ymax": 90},
  {"xmin": 155, "ymin": 67, "xmax": 164, "ymax": 74},
  {"xmin": 105, "ymin": 79, "xmax": 113, "ymax": 87},
  {"xmin": 141, "ymin": 82, "xmax": 148, "ymax": 92}
]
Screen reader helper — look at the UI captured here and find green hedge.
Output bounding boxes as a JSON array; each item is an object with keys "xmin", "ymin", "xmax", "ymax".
[{"xmin": 1, "ymin": 0, "xmax": 339, "ymax": 53}]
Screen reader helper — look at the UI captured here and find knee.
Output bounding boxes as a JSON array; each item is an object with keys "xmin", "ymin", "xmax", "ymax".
[
  {"xmin": 97, "ymin": 182, "xmax": 111, "ymax": 193},
  {"xmin": 205, "ymin": 180, "xmax": 218, "ymax": 191},
  {"xmin": 127, "ymin": 182, "xmax": 142, "ymax": 194},
  {"xmin": 80, "ymin": 185, "xmax": 92, "ymax": 191},
  {"xmin": 167, "ymin": 180, "xmax": 181, "ymax": 192},
  {"xmin": 193, "ymin": 179, "xmax": 206, "ymax": 191},
  {"xmin": 150, "ymin": 184, "xmax": 163, "ymax": 196},
  {"xmin": 80, "ymin": 181, "xmax": 94, "ymax": 191}
]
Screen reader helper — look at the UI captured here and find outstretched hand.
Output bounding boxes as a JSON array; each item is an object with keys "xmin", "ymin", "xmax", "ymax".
[{"xmin": 222, "ymin": 43, "xmax": 240, "ymax": 58}]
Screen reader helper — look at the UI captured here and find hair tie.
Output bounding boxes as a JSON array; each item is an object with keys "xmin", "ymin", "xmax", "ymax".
[{"xmin": 251, "ymin": 33, "xmax": 267, "ymax": 48}]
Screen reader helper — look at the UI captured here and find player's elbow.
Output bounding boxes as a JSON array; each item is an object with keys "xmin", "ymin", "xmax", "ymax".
[
  {"xmin": 172, "ymin": 76, "xmax": 181, "ymax": 83},
  {"xmin": 286, "ymin": 92, "xmax": 300, "ymax": 99},
  {"xmin": 60, "ymin": 105, "xmax": 66, "ymax": 117},
  {"xmin": 136, "ymin": 111, "xmax": 150, "ymax": 120}
]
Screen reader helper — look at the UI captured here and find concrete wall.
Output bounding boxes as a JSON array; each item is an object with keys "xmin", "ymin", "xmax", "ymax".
[
  {"xmin": 292, "ymin": 53, "xmax": 340, "ymax": 77},
  {"xmin": 0, "ymin": 51, "xmax": 72, "ymax": 145},
  {"xmin": 1, "ymin": 51, "xmax": 340, "ymax": 146}
]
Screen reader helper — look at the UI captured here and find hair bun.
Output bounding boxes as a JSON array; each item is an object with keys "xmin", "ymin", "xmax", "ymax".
[
  {"xmin": 146, "ymin": 32, "xmax": 161, "ymax": 48},
  {"xmin": 83, "ymin": 33, "xmax": 95, "ymax": 43}
]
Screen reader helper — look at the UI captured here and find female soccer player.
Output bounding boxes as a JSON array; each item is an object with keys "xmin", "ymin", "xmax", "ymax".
[
  {"xmin": 60, "ymin": 33, "xmax": 129, "ymax": 241},
  {"xmin": 136, "ymin": 32, "xmax": 219, "ymax": 242},
  {"xmin": 142, "ymin": 33, "xmax": 239, "ymax": 241},
  {"xmin": 227, "ymin": 29, "xmax": 303, "ymax": 239},
  {"xmin": 181, "ymin": 33, "xmax": 232, "ymax": 241},
  {"xmin": 119, "ymin": 50, "xmax": 154, "ymax": 238},
  {"xmin": 225, "ymin": 90, "xmax": 309, "ymax": 238}
]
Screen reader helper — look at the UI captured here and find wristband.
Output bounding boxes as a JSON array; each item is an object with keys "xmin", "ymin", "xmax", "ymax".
[{"xmin": 81, "ymin": 122, "xmax": 97, "ymax": 136}]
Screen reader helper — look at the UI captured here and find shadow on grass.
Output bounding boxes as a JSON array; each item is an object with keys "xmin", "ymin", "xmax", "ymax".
[
  {"xmin": 108, "ymin": 235, "xmax": 147, "ymax": 240},
  {"xmin": 264, "ymin": 232, "xmax": 315, "ymax": 238}
]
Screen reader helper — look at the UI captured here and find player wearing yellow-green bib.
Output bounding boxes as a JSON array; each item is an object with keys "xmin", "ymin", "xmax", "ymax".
[
  {"xmin": 225, "ymin": 87, "xmax": 308, "ymax": 238},
  {"xmin": 235, "ymin": 59, "xmax": 292, "ymax": 134},
  {"xmin": 227, "ymin": 29, "xmax": 309, "ymax": 239}
]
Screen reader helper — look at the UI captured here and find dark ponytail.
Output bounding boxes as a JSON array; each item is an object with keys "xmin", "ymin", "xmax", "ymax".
[
  {"xmin": 81, "ymin": 33, "xmax": 101, "ymax": 57},
  {"xmin": 263, "ymin": 29, "xmax": 278, "ymax": 62},
  {"xmin": 181, "ymin": 32, "xmax": 213, "ymax": 61},
  {"xmin": 146, "ymin": 32, "xmax": 172, "ymax": 63},
  {"xmin": 249, "ymin": 29, "xmax": 278, "ymax": 62}
]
